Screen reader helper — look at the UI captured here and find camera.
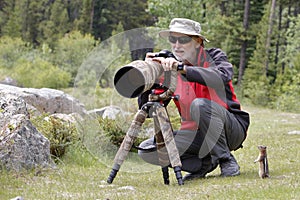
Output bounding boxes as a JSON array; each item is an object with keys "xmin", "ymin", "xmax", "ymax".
[{"xmin": 114, "ymin": 50, "xmax": 175, "ymax": 98}]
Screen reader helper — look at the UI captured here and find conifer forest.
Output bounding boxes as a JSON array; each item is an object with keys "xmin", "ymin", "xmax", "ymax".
[{"xmin": 0, "ymin": 0, "xmax": 299, "ymax": 112}]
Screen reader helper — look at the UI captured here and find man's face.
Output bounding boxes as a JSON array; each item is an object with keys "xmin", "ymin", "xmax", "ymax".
[{"xmin": 169, "ymin": 32, "xmax": 201, "ymax": 65}]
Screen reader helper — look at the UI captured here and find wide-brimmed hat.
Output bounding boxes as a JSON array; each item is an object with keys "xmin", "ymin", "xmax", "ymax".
[{"xmin": 159, "ymin": 18, "xmax": 209, "ymax": 42}]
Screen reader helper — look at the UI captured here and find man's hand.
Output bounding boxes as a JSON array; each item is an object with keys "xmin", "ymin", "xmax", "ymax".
[{"xmin": 145, "ymin": 52, "xmax": 179, "ymax": 71}]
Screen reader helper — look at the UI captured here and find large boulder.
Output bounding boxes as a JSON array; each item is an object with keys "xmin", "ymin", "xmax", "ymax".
[
  {"xmin": 0, "ymin": 84, "xmax": 87, "ymax": 116},
  {"xmin": 0, "ymin": 94, "xmax": 55, "ymax": 171}
]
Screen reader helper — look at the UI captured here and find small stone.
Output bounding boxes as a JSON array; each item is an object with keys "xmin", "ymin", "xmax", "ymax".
[
  {"xmin": 288, "ymin": 130, "xmax": 300, "ymax": 135},
  {"xmin": 10, "ymin": 196, "xmax": 24, "ymax": 200}
]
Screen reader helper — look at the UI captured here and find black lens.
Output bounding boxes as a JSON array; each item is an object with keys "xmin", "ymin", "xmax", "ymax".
[
  {"xmin": 178, "ymin": 36, "xmax": 192, "ymax": 44},
  {"xmin": 168, "ymin": 36, "xmax": 177, "ymax": 43},
  {"xmin": 168, "ymin": 36, "xmax": 192, "ymax": 44}
]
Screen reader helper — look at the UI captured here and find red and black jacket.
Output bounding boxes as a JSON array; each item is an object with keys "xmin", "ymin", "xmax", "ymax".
[{"xmin": 138, "ymin": 47, "xmax": 250, "ymax": 134}]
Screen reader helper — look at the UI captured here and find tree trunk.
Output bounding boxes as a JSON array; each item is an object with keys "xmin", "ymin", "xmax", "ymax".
[
  {"xmin": 275, "ymin": 4, "xmax": 282, "ymax": 66},
  {"xmin": 220, "ymin": 1, "xmax": 226, "ymax": 16},
  {"xmin": 202, "ymin": 3, "xmax": 206, "ymax": 18},
  {"xmin": 265, "ymin": 0, "xmax": 276, "ymax": 76},
  {"xmin": 90, "ymin": 0, "xmax": 95, "ymax": 32},
  {"xmin": 237, "ymin": 0, "xmax": 250, "ymax": 86}
]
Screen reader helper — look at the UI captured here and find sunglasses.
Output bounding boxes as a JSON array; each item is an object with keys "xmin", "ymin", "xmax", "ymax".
[{"xmin": 168, "ymin": 35, "xmax": 193, "ymax": 44}]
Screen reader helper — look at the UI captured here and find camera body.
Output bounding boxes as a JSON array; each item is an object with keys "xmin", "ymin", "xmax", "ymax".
[{"xmin": 154, "ymin": 49, "xmax": 176, "ymax": 59}]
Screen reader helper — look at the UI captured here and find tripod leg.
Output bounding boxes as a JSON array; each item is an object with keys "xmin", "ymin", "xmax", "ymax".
[
  {"xmin": 107, "ymin": 109, "xmax": 147, "ymax": 184},
  {"xmin": 162, "ymin": 167, "xmax": 170, "ymax": 185},
  {"xmin": 155, "ymin": 105, "xmax": 184, "ymax": 185},
  {"xmin": 154, "ymin": 115, "xmax": 170, "ymax": 185},
  {"xmin": 173, "ymin": 166, "xmax": 183, "ymax": 185},
  {"xmin": 107, "ymin": 164, "xmax": 120, "ymax": 184}
]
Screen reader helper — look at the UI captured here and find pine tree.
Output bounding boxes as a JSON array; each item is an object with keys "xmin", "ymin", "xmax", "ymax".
[
  {"xmin": 269, "ymin": 14, "xmax": 300, "ymax": 112},
  {"xmin": 20, "ymin": 1, "xmax": 44, "ymax": 45},
  {"xmin": 74, "ymin": 0, "xmax": 93, "ymax": 34},
  {"xmin": 0, "ymin": 0, "xmax": 22, "ymax": 38},
  {"xmin": 237, "ymin": 0, "xmax": 250, "ymax": 86},
  {"xmin": 40, "ymin": 0, "xmax": 70, "ymax": 48},
  {"xmin": 242, "ymin": 3, "xmax": 271, "ymax": 104}
]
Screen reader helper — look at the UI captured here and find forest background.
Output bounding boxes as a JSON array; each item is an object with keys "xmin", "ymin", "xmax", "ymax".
[{"xmin": 0, "ymin": 0, "xmax": 299, "ymax": 113}]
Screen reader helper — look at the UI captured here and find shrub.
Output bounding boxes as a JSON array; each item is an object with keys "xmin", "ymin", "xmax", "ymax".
[
  {"xmin": 99, "ymin": 117, "xmax": 126, "ymax": 147},
  {"xmin": 0, "ymin": 36, "xmax": 30, "ymax": 69},
  {"xmin": 270, "ymin": 70, "xmax": 300, "ymax": 113},
  {"xmin": 31, "ymin": 114, "xmax": 79, "ymax": 159},
  {"xmin": 53, "ymin": 31, "xmax": 98, "ymax": 81},
  {"xmin": 13, "ymin": 58, "xmax": 71, "ymax": 89},
  {"xmin": 98, "ymin": 117, "xmax": 149, "ymax": 152}
]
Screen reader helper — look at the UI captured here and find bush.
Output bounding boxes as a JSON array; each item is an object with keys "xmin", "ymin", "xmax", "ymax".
[
  {"xmin": 98, "ymin": 117, "xmax": 149, "ymax": 152},
  {"xmin": 0, "ymin": 36, "xmax": 30, "ymax": 69},
  {"xmin": 13, "ymin": 58, "xmax": 71, "ymax": 89},
  {"xmin": 53, "ymin": 31, "xmax": 99, "ymax": 81},
  {"xmin": 31, "ymin": 114, "xmax": 79, "ymax": 159},
  {"xmin": 243, "ymin": 75, "xmax": 271, "ymax": 107},
  {"xmin": 270, "ymin": 70, "xmax": 300, "ymax": 113},
  {"xmin": 98, "ymin": 117, "xmax": 126, "ymax": 147}
]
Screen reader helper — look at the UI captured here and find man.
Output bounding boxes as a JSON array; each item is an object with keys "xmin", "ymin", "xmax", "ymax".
[{"xmin": 137, "ymin": 18, "xmax": 250, "ymax": 181}]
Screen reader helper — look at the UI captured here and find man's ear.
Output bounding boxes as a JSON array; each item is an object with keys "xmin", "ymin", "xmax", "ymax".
[{"xmin": 194, "ymin": 37, "xmax": 203, "ymax": 47}]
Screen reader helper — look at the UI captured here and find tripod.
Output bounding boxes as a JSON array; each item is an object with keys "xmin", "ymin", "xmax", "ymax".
[{"xmin": 106, "ymin": 91, "xmax": 184, "ymax": 185}]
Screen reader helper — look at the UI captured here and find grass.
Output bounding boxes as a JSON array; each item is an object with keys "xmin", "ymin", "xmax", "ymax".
[{"xmin": 1, "ymin": 104, "xmax": 300, "ymax": 200}]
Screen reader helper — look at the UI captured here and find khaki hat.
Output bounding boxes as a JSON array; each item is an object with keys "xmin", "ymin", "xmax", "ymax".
[{"xmin": 159, "ymin": 18, "xmax": 209, "ymax": 42}]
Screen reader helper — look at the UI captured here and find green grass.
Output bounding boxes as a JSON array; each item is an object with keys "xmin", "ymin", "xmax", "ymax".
[{"xmin": 1, "ymin": 104, "xmax": 300, "ymax": 200}]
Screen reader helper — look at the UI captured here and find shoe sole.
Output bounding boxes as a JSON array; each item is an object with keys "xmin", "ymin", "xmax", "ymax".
[
  {"xmin": 182, "ymin": 174, "xmax": 206, "ymax": 181},
  {"xmin": 221, "ymin": 170, "xmax": 240, "ymax": 177}
]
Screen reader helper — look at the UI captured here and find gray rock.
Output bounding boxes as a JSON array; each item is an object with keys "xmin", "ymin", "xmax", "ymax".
[
  {"xmin": 10, "ymin": 196, "xmax": 24, "ymax": 200},
  {"xmin": 0, "ymin": 94, "xmax": 55, "ymax": 171},
  {"xmin": 48, "ymin": 112, "xmax": 83, "ymax": 124},
  {"xmin": 0, "ymin": 84, "xmax": 87, "ymax": 116},
  {"xmin": 288, "ymin": 130, "xmax": 300, "ymax": 135},
  {"xmin": 88, "ymin": 105, "xmax": 131, "ymax": 120},
  {"xmin": 0, "ymin": 76, "xmax": 18, "ymax": 86}
]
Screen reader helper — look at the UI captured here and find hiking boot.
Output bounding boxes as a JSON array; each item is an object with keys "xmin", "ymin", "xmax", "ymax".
[
  {"xmin": 182, "ymin": 171, "xmax": 206, "ymax": 181},
  {"xmin": 183, "ymin": 156, "xmax": 217, "ymax": 182},
  {"xmin": 220, "ymin": 154, "xmax": 240, "ymax": 177}
]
